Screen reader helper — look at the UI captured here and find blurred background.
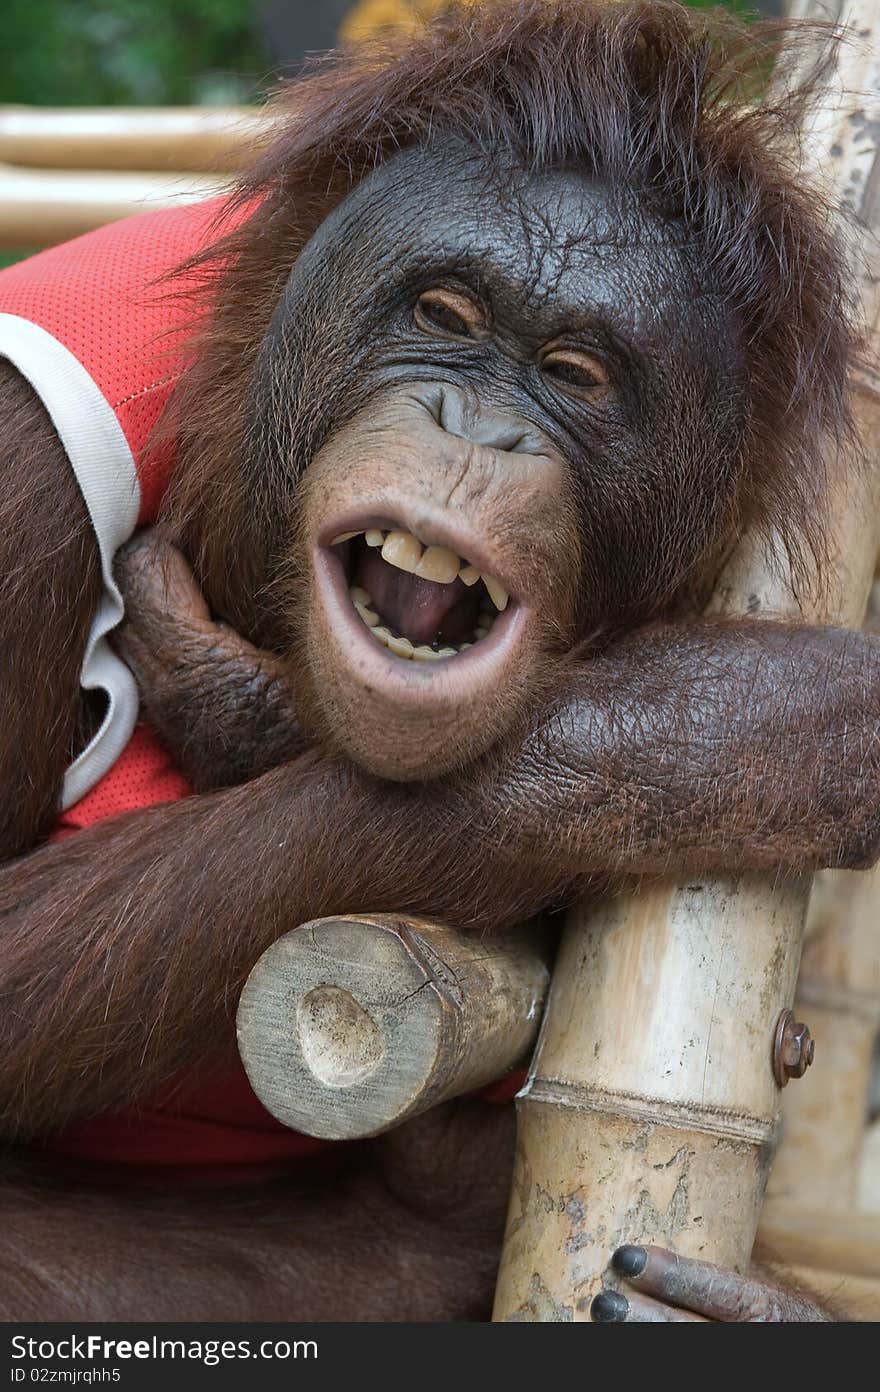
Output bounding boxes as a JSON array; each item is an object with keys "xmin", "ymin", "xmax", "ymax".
[
  {"xmin": 0, "ymin": 0, "xmax": 782, "ymax": 266},
  {"xmin": 4, "ymin": 0, "xmax": 774, "ymax": 106}
]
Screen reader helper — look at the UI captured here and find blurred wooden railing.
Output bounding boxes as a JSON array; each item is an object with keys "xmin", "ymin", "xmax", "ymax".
[{"xmin": 0, "ymin": 106, "xmax": 275, "ymax": 248}]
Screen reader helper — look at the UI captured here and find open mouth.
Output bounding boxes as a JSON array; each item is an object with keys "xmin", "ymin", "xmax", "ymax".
[{"xmin": 325, "ymin": 525, "xmax": 512, "ymax": 662}]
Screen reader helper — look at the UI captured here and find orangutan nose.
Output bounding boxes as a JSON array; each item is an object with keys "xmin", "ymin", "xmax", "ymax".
[{"xmin": 434, "ymin": 384, "xmax": 531, "ymax": 454}]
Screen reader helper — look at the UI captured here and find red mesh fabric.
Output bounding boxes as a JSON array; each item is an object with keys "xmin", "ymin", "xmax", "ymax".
[
  {"xmin": 0, "ymin": 197, "xmax": 232, "ymax": 521},
  {"xmin": 0, "ymin": 203, "xmax": 323, "ymax": 1171},
  {"xmin": 54, "ymin": 724, "xmax": 191, "ymax": 834}
]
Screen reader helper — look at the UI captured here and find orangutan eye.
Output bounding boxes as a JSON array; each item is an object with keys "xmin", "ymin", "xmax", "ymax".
[
  {"xmin": 414, "ymin": 288, "xmax": 490, "ymax": 341},
  {"xmin": 540, "ymin": 346, "xmax": 611, "ymax": 401}
]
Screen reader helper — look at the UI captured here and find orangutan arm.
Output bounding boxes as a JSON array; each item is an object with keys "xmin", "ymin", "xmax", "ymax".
[
  {"xmin": 499, "ymin": 617, "xmax": 880, "ymax": 881},
  {"xmin": 115, "ymin": 530, "xmax": 880, "ymax": 881},
  {"xmin": 0, "ymin": 364, "xmax": 102, "ymax": 858}
]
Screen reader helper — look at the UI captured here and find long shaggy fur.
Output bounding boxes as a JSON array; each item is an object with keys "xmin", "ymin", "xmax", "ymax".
[{"xmin": 162, "ymin": 0, "xmax": 857, "ymax": 626}]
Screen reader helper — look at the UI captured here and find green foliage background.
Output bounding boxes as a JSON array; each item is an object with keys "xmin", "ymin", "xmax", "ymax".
[
  {"xmin": 3, "ymin": 1, "xmax": 754, "ymax": 109},
  {"xmin": 3, "ymin": 0, "xmax": 270, "ymax": 108}
]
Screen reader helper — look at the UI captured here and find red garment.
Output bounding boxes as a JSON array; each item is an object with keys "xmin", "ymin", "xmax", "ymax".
[
  {"xmin": 0, "ymin": 198, "xmax": 226, "ymax": 522},
  {"xmin": 0, "ymin": 204, "xmax": 522, "ymax": 1176},
  {"xmin": 0, "ymin": 202, "xmax": 330, "ymax": 1171}
]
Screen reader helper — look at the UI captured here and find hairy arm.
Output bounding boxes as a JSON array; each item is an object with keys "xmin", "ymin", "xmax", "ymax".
[
  {"xmin": 0, "ymin": 363, "xmax": 102, "ymax": 858},
  {"xmin": 503, "ymin": 617, "xmax": 880, "ymax": 881},
  {"xmin": 117, "ymin": 530, "xmax": 880, "ymax": 880}
]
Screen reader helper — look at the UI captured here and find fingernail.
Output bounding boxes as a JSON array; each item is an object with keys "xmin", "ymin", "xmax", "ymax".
[
  {"xmin": 590, "ymin": 1290, "xmax": 629, "ymax": 1323},
  {"xmin": 612, "ymin": 1244, "xmax": 648, "ymax": 1278}
]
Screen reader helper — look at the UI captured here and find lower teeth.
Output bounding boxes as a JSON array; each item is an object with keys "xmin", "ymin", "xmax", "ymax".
[{"xmin": 349, "ymin": 586, "xmax": 494, "ymax": 660}]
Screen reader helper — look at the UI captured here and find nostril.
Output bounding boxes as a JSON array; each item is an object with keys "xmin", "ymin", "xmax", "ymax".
[
  {"xmin": 440, "ymin": 395, "xmax": 530, "ymax": 453},
  {"xmin": 414, "ymin": 384, "xmax": 537, "ymax": 454},
  {"xmin": 497, "ymin": 427, "xmax": 528, "ymax": 453},
  {"xmin": 437, "ymin": 384, "xmax": 448, "ymax": 433}
]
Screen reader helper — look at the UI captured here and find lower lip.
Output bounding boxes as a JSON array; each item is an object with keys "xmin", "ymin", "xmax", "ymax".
[{"xmin": 312, "ymin": 543, "xmax": 526, "ymax": 695}]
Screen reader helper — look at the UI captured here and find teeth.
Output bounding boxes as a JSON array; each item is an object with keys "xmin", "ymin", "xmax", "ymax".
[
  {"xmin": 354, "ymin": 599, "xmax": 379, "ymax": 627},
  {"xmin": 350, "ymin": 582, "xmax": 488, "ymax": 661},
  {"xmin": 330, "ymin": 524, "xmax": 510, "ymax": 610},
  {"xmin": 381, "ymin": 530, "xmax": 422, "ymax": 574},
  {"xmin": 370, "ymin": 623, "xmax": 453, "ymax": 661},
  {"xmin": 386, "ymin": 633, "xmax": 414, "ymax": 658},
  {"xmin": 344, "ymin": 526, "xmax": 510, "ymax": 659},
  {"xmin": 483, "ymin": 575, "xmax": 508, "ymax": 612},
  {"xmin": 416, "ymin": 545, "xmax": 459, "ymax": 584}
]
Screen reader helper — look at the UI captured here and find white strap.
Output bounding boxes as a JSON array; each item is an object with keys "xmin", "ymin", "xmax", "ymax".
[{"xmin": 0, "ymin": 312, "xmax": 141, "ymax": 810}]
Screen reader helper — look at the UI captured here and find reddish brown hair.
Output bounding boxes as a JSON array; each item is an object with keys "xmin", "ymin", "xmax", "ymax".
[{"xmin": 164, "ymin": 0, "xmax": 856, "ymax": 621}]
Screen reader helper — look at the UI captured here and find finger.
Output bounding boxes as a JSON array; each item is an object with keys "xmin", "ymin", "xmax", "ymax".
[
  {"xmin": 611, "ymin": 1245, "xmax": 827, "ymax": 1322},
  {"xmin": 118, "ymin": 534, "xmax": 269, "ymax": 665},
  {"xmin": 114, "ymin": 531, "xmax": 282, "ymax": 691},
  {"xmin": 591, "ymin": 1289, "xmax": 708, "ymax": 1323},
  {"xmin": 155, "ymin": 542, "xmax": 213, "ymax": 626},
  {"xmin": 114, "ymin": 530, "xmax": 212, "ymax": 627}
]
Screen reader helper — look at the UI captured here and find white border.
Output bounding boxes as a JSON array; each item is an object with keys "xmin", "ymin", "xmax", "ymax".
[{"xmin": 0, "ymin": 313, "xmax": 141, "ymax": 810}]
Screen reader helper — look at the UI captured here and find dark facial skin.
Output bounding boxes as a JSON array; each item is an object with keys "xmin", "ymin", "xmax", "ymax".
[{"xmin": 249, "ymin": 148, "xmax": 745, "ymax": 779}]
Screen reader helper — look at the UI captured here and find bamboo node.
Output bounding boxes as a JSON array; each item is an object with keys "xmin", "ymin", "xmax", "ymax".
[{"xmin": 520, "ymin": 1077, "xmax": 777, "ymax": 1146}]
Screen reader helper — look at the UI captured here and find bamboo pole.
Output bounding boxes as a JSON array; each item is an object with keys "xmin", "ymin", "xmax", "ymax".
[
  {"xmin": 764, "ymin": 580, "xmax": 880, "ymax": 1214},
  {"xmin": 236, "ymin": 914, "xmax": 550, "ymax": 1140},
  {"xmin": 764, "ymin": 864, "xmax": 880, "ymax": 1212},
  {"xmin": 0, "ymin": 165, "xmax": 227, "ymax": 249},
  {"xmin": 0, "ymin": 106, "xmax": 271, "ymax": 173},
  {"xmin": 859, "ymin": 1121, "xmax": 880, "ymax": 1211},
  {"xmin": 493, "ymin": 6, "xmax": 880, "ymax": 1322},
  {"xmin": 758, "ymin": 1207, "xmax": 880, "ymax": 1280}
]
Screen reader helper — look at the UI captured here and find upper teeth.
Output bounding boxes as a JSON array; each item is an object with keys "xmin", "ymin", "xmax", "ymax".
[{"xmin": 330, "ymin": 528, "xmax": 509, "ymax": 611}]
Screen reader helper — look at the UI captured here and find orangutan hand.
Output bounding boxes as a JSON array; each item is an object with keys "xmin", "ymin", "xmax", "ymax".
[
  {"xmin": 591, "ymin": 1245, "xmax": 832, "ymax": 1322},
  {"xmin": 113, "ymin": 528, "xmax": 306, "ymax": 789}
]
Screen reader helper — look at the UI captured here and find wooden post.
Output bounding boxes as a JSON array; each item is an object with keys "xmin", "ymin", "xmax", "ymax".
[
  {"xmin": 765, "ymin": 579, "xmax": 880, "ymax": 1214},
  {"xmin": 493, "ymin": 6, "xmax": 880, "ymax": 1322},
  {"xmin": 236, "ymin": 914, "xmax": 550, "ymax": 1140},
  {"xmin": 757, "ymin": 1207, "xmax": 880, "ymax": 1281},
  {"xmin": 764, "ymin": 864, "xmax": 880, "ymax": 1213},
  {"xmin": 859, "ymin": 1121, "xmax": 880, "ymax": 1212}
]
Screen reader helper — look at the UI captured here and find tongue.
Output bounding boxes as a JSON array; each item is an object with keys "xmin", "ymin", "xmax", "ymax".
[{"xmin": 357, "ymin": 549, "xmax": 469, "ymax": 645}]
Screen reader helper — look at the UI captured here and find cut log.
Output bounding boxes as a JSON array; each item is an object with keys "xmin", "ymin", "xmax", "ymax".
[{"xmin": 236, "ymin": 914, "xmax": 550, "ymax": 1140}]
